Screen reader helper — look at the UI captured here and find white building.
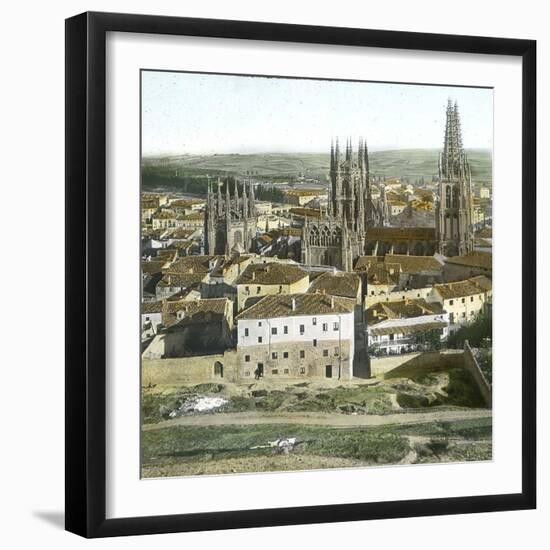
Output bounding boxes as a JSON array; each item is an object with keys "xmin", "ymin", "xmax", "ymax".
[
  {"xmin": 235, "ymin": 293, "xmax": 356, "ymax": 380},
  {"xmin": 431, "ymin": 276, "xmax": 492, "ymax": 333}
]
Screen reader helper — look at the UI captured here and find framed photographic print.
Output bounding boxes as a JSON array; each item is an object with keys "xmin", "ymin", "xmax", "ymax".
[{"xmin": 65, "ymin": 11, "xmax": 536, "ymax": 538}]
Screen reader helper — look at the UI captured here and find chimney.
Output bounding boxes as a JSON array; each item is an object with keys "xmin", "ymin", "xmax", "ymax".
[
  {"xmin": 291, "ymin": 297, "xmax": 296, "ymax": 311},
  {"xmin": 331, "ymin": 296, "xmax": 334, "ymax": 309},
  {"xmin": 252, "ymin": 271, "xmax": 255, "ymax": 281}
]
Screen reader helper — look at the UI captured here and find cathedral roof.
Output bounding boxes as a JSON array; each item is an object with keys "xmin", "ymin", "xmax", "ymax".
[
  {"xmin": 235, "ymin": 293, "xmax": 355, "ymax": 321},
  {"xmin": 366, "ymin": 227, "xmax": 436, "ymax": 241}
]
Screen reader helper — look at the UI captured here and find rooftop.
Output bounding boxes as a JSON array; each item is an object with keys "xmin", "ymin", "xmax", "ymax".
[
  {"xmin": 308, "ymin": 271, "xmax": 361, "ymax": 299},
  {"xmin": 236, "ymin": 262, "xmax": 308, "ymax": 286},
  {"xmin": 384, "ymin": 254, "xmax": 443, "ymax": 273},
  {"xmin": 167, "ymin": 298, "xmax": 229, "ymax": 329},
  {"xmin": 166, "ymin": 255, "xmax": 220, "ymax": 274},
  {"xmin": 236, "ymin": 293, "xmax": 355, "ymax": 321},
  {"xmin": 445, "ymin": 251, "xmax": 492, "ymax": 270},
  {"xmin": 367, "ymin": 299, "xmax": 444, "ymax": 325},
  {"xmin": 366, "ymin": 227, "xmax": 436, "ymax": 241},
  {"xmin": 157, "ymin": 272, "xmax": 208, "ymax": 288},
  {"xmin": 434, "ymin": 275, "xmax": 492, "ymax": 300}
]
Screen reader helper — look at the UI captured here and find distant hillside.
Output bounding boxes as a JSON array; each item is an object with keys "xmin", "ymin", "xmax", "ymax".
[{"xmin": 142, "ymin": 149, "xmax": 492, "ymax": 193}]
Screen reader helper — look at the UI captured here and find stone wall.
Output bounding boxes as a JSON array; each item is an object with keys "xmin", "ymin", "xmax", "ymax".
[
  {"xmin": 463, "ymin": 341, "xmax": 492, "ymax": 407},
  {"xmin": 142, "ymin": 350, "xmax": 238, "ymax": 386},
  {"xmin": 237, "ymin": 339, "xmax": 352, "ymax": 380}
]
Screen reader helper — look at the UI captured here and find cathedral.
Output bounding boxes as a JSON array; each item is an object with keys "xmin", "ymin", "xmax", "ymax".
[
  {"xmin": 301, "ymin": 138, "xmax": 389, "ymax": 270},
  {"xmin": 302, "ymin": 100, "xmax": 475, "ymax": 270},
  {"xmin": 435, "ymin": 99, "xmax": 475, "ymax": 257},
  {"xmin": 204, "ymin": 178, "xmax": 258, "ymax": 255}
]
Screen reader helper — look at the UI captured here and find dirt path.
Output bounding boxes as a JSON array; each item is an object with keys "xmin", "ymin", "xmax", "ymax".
[{"xmin": 142, "ymin": 409, "xmax": 492, "ymax": 431}]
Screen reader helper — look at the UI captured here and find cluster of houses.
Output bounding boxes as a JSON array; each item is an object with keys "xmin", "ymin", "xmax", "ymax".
[{"xmin": 141, "ymin": 190, "xmax": 492, "ymax": 382}]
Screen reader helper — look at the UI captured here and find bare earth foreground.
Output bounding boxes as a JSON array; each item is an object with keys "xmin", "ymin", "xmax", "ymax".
[{"xmin": 141, "ymin": 370, "xmax": 492, "ymax": 478}]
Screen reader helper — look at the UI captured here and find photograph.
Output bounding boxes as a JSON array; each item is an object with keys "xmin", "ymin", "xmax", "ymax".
[{"xmin": 139, "ymin": 71, "xmax": 493, "ymax": 479}]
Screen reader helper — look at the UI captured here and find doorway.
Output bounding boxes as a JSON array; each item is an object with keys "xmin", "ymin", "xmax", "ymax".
[{"xmin": 325, "ymin": 365, "xmax": 332, "ymax": 378}]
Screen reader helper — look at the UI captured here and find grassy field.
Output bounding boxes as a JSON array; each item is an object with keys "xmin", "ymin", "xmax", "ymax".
[
  {"xmin": 141, "ymin": 365, "xmax": 491, "ymax": 477},
  {"xmin": 142, "ymin": 367, "xmax": 486, "ymax": 425},
  {"xmin": 141, "ymin": 417, "xmax": 492, "ymax": 478},
  {"xmin": 142, "ymin": 148, "xmax": 492, "ymax": 186}
]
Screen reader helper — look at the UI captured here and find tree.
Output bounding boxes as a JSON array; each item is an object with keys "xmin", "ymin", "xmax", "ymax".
[{"xmin": 447, "ymin": 309, "xmax": 492, "ymax": 349}]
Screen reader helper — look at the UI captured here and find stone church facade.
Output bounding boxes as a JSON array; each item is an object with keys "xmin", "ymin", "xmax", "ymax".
[
  {"xmin": 205, "ymin": 179, "xmax": 258, "ymax": 255},
  {"xmin": 301, "ymin": 138, "xmax": 389, "ymax": 271}
]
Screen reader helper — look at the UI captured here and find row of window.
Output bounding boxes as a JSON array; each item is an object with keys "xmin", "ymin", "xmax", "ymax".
[
  {"xmin": 244, "ymin": 367, "xmax": 307, "ymax": 376},
  {"xmin": 448, "ymin": 295, "xmax": 484, "ymax": 306},
  {"xmin": 243, "ymin": 321, "xmax": 340, "ymax": 339},
  {"xmin": 244, "ymin": 347, "xmax": 339, "ymax": 362}
]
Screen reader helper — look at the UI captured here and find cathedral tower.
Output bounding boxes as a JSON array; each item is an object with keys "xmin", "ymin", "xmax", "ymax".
[{"xmin": 435, "ymin": 100, "xmax": 474, "ymax": 257}]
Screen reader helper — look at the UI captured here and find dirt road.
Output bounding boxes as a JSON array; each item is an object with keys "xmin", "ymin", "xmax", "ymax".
[{"xmin": 142, "ymin": 408, "xmax": 492, "ymax": 431}]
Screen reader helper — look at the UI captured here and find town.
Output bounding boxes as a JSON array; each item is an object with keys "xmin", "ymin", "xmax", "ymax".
[{"xmin": 140, "ymin": 99, "xmax": 493, "ymax": 477}]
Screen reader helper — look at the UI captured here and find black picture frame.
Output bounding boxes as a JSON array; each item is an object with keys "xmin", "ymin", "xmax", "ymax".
[{"xmin": 65, "ymin": 11, "xmax": 536, "ymax": 538}]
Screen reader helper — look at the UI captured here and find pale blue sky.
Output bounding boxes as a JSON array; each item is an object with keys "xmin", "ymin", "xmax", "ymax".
[{"xmin": 142, "ymin": 70, "xmax": 493, "ymax": 156}]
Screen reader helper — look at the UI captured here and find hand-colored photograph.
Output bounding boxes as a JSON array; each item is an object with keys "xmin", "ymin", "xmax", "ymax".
[{"xmin": 140, "ymin": 71, "xmax": 493, "ymax": 478}]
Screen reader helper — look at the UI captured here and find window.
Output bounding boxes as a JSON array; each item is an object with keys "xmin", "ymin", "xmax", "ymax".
[
  {"xmin": 258, "ymin": 336, "xmax": 263, "ymax": 343},
  {"xmin": 300, "ymin": 350, "xmax": 305, "ymax": 359},
  {"xmin": 334, "ymin": 347, "xmax": 339, "ymax": 357},
  {"xmin": 245, "ymin": 371, "xmax": 250, "ymax": 377},
  {"xmin": 389, "ymin": 334, "xmax": 395, "ymax": 341},
  {"xmin": 462, "ymin": 312, "xmax": 466, "ymax": 318},
  {"xmin": 258, "ymin": 321, "xmax": 262, "ymax": 327},
  {"xmin": 245, "ymin": 286, "xmax": 249, "ymax": 293},
  {"xmin": 300, "ymin": 367, "xmax": 305, "ymax": 374},
  {"xmin": 470, "ymin": 296, "xmax": 474, "ymax": 302},
  {"xmin": 244, "ymin": 328, "xmax": 249, "ymax": 337},
  {"xmin": 283, "ymin": 325, "xmax": 288, "ymax": 334},
  {"xmin": 257, "ymin": 286, "xmax": 261, "ymax": 294},
  {"xmin": 300, "ymin": 324, "xmax": 305, "ymax": 334},
  {"xmin": 272, "ymin": 369, "xmax": 278, "ymax": 375},
  {"xmin": 279, "ymin": 285, "xmax": 283, "ymax": 292},
  {"xmin": 313, "ymin": 339, "xmax": 317, "ymax": 347},
  {"xmin": 284, "ymin": 369, "xmax": 289, "ymax": 374},
  {"xmin": 145, "ymin": 316, "xmax": 150, "ymax": 321},
  {"xmin": 323, "ymin": 349, "xmax": 329, "ymax": 357},
  {"xmin": 283, "ymin": 351, "xmax": 289, "ymax": 359},
  {"xmin": 271, "ymin": 327, "xmax": 277, "ymax": 335},
  {"xmin": 245, "ymin": 355, "xmax": 250, "ymax": 362},
  {"xmin": 322, "ymin": 323, "xmax": 328, "ymax": 331},
  {"xmin": 312, "ymin": 317, "xmax": 317, "ymax": 326},
  {"xmin": 449, "ymin": 300, "xmax": 454, "ymax": 306},
  {"xmin": 333, "ymin": 322, "xmax": 339, "ymax": 331},
  {"xmin": 461, "ymin": 298, "xmax": 465, "ymax": 303},
  {"xmin": 272, "ymin": 352, "xmax": 278, "ymax": 360}
]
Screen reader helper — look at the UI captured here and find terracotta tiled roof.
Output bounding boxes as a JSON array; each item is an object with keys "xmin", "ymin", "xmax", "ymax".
[
  {"xmin": 236, "ymin": 262, "xmax": 308, "ymax": 286},
  {"xmin": 367, "ymin": 299, "xmax": 444, "ymax": 324},
  {"xmin": 308, "ymin": 271, "xmax": 360, "ymax": 299},
  {"xmin": 434, "ymin": 275, "xmax": 492, "ymax": 300},
  {"xmin": 141, "ymin": 301, "xmax": 163, "ymax": 314},
  {"xmin": 384, "ymin": 254, "xmax": 443, "ymax": 273},
  {"xmin": 157, "ymin": 272, "xmax": 207, "ymax": 288},
  {"xmin": 166, "ymin": 255, "xmax": 220, "ymax": 274},
  {"xmin": 236, "ymin": 293, "xmax": 355, "ymax": 320},
  {"xmin": 141, "ymin": 260, "xmax": 168, "ymax": 275},
  {"xmin": 166, "ymin": 298, "xmax": 229, "ymax": 329},
  {"xmin": 445, "ymin": 251, "xmax": 492, "ymax": 270}
]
